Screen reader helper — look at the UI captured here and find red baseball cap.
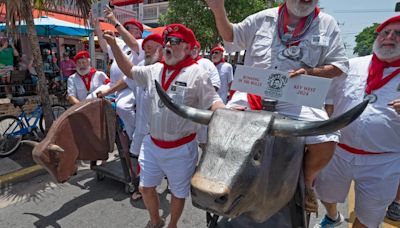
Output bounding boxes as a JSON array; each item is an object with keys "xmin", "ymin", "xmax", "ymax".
[
  {"xmin": 142, "ymin": 34, "xmax": 163, "ymax": 49},
  {"xmin": 73, "ymin": 51, "xmax": 90, "ymax": 63},
  {"xmin": 163, "ymin": 24, "xmax": 197, "ymax": 49},
  {"xmin": 210, "ymin": 46, "xmax": 224, "ymax": 53},
  {"xmin": 376, "ymin": 15, "xmax": 400, "ymax": 32},
  {"xmin": 123, "ymin": 19, "xmax": 144, "ymax": 33}
]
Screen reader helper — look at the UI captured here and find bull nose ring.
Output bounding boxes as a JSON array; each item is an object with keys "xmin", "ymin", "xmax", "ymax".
[{"xmin": 215, "ymin": 194, "xmax": 228, "ymax": 204}]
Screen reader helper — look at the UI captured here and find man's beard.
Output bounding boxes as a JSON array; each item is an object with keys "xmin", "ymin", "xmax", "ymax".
[
  {"xmin": 373, "ymin": 39, "xmax": 400, "ymax": 61},
  {"xmin": 163, "ymin": 48, "xmax": 185, "ymax": 66},
  {"xmin": 77, "ymin": 67, "xmax": 90, "ymax": 75},
  {"xmin": 144, "ymin": 51, "xmax": 160, "ymax": 66},
  {"xmin": 286, "ymin": 0, "xmax": 318, "ymax": 17}
]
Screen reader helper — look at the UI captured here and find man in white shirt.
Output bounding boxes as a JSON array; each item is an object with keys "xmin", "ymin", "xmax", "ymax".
[
  {"xmin": 210, "ymin": 45, "xmax": 233, "ymax": 104},
  {"xmin": 67, "ymin": 51, "xmax": 109, "ymax": 105},
  {"xmin": 206, "ymin": 0, "xmax": 348, "ymax": 214},
  {"xmin": 93, "ymin": 6, "xmax": 144, "ymax": 140},
  {"xmin": 314, "ymin": 15, "xmax": 400, "ymax": 228},
  {"xmin": 103, "ymin": 24, "xmax": 225, "ymax": 228}
]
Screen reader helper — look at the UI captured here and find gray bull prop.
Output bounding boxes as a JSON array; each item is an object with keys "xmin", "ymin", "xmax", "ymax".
[{"xmin": 155, "ymin": 81, "xmax": 368, "ymax": 224}]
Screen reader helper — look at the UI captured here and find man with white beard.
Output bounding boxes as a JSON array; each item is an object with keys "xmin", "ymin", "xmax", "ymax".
[
  {"xmin": 67, "ymin": 51, "xmax": 109, "ymax": 105},
  {"xmin": 314, "ymin": 15, "xmax": 400, "ymax": 228},
  {"xmin": 206, "ymin": 0, "xmax": 348, "ymax": 214},
  {"xmin": 102, "ymin": 24, "xmax": 224, "ymax": 228}
]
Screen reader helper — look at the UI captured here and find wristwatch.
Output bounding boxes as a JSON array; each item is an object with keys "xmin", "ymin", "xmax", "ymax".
[{"xmin": 114, "ymin": 23, "xmax": 121, "ymax": 28}]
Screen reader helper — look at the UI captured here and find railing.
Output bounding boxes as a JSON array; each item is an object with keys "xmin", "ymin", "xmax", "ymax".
[{"xmin": 142, "ymin": 2, "xmax": 168, "ymax": 22}]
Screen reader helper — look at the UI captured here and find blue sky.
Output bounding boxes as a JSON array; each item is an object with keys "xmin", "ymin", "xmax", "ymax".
[{"xmin": 319, "ymin": 0, "xmax": 399, "ymax": 57}]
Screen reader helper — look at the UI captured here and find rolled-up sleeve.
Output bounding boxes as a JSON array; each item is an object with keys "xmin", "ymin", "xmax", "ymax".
[
  {"xmin": 322, "ymin": 17, "xmax": 349, "ymax": 74},
  {"xmin": 195, "ymin": 72, "xmax": 223, "ymax": 109},
  {"xmin": 67, "ymin": 77, "xmax": 76, "ymax": 98},
  {"xmin": 224, "ymin": 12, "xmax": 261, "ymax": 53}
]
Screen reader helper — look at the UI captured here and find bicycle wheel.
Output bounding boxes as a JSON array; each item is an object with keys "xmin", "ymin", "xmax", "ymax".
[
  {"xmin": 0, "ymin": 115, "xmax": 23, "ymax": 157},
  {"xmin": 39, "ymin": 104, "xmax": 67, "ymax": 133}
]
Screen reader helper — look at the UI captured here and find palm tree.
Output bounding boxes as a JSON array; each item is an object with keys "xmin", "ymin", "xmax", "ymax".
[{"xmin": 0, "ymin": 0, "xmax": 93, "ymax": 131}]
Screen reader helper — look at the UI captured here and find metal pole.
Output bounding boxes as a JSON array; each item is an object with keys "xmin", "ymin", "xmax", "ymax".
[{"xmin": 88, "ymin": 30, "xmax": 96, "ymax": 68}]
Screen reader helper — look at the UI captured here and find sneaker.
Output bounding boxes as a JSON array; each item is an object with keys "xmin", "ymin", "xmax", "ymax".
[
  {"xmin": 313, "ymin": 213, "xmax": 344, "ymax": 228},
  {"xmin": 305, "ymin": 187, "xmax": 319, "ymax": 214},
  {"xmin": 387, "ymin": 201, "xmax": 400, "ymax": 221},
  {"xmin": 145, "ymin": 218, "xmax": 165, "ymax": 228}
]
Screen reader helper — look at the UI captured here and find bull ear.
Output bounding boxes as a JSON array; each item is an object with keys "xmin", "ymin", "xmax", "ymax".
[
  {"xmin": 155, "ymin": 80, "xmax": 213, "ymax": 125},
  {"xmin": 270, "ymin": 99, "xmax": 369, "ymax": 137},
  {"xmin": 48, "ymin": 144, "xmax": 64, "ymax": 153}
]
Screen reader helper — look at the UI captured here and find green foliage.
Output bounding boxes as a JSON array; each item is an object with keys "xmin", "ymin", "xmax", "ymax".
[
  {"xmin": 159, "ymin": 0, "xmax": 268, "ymax": 51},
  {"xmin": 353, "ymin": 23, "xmax": 379, "ymax": 57}
]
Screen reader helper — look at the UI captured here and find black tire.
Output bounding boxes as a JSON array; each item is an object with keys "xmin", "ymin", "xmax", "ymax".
[
  {"xmin": 39, "ymin": 104, "xmax": 67, "ymax": 133},
  {"xmin": 0, "ymin": 115, "xmax": 23, "ymax": 157}
]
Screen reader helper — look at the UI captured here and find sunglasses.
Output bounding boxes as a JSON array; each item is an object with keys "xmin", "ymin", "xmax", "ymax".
[
  {"xmin": 211, "ymin": 51, "xmax": 221, "ymax": 55},
  {"xmin": 377, "ymin": 29, "xmax": 400, "ymax": 38},
  {"xmin": 164, "ymin": 36, "xmax": 185, "ymax": 45}
]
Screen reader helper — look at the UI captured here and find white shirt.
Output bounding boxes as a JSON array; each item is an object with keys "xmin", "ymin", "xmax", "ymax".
[
  {"xmin": 130, "ymin": 62, "xmax": 222, "ymax": 141},
  {"xmin": 330, "ymin": 55, "xmax": 400, "ymax": 165},
  {"xmin": 197, "ymin": 58, "xmax": 221, "ymax": 89},
  {"xmin": 215, "ymin": 62, "xmax": 233, "ymax": 103},
  {"xmin": 67, "ymin": 71, "xmax": 109, "ymax": 101},
  {"xmin": 225, "ymin": 7, "xmax": 348, "ymax": 121},
  {"xmin": 108, "ymin": 38, "xmax": 144, "ymax": 86}
]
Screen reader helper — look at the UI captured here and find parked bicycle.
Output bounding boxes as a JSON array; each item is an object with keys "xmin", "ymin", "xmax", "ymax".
[{"xmin": 0, "ymin": 97, "xmax": 67, "ymax": 157}]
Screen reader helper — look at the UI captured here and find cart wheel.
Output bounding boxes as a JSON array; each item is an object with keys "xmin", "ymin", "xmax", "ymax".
[
  {"xmin": 125, "ymin": 183, "xmax": 136, "ymax": 194},
  {"xmin": 96, "ymin": 173, "xmax": 105, "ymax": 181}
]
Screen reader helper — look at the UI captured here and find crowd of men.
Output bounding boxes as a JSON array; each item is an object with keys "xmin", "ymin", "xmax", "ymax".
[{"xmin": 65, "ymin": 0, "xmax": 400, "ymax": 227}]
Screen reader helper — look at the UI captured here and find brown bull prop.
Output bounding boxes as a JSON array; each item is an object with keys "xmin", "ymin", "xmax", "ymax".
[
  {"xmin": 25, "ymin": 99, "xmax": 116, "ymax": 183},
  {"xmin": 155, "ymin": 80, "xmax": 369, "ymax": 223}
]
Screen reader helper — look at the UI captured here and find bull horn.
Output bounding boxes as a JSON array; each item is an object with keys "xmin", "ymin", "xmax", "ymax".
[
  {"xmin": 21, "ymin": 140, "xmax": 39, "ymax": 148},
  {"xmin": 155, "ymin": 80, "xmax": 213, "ymax": 125},
  {"xmin": 48, "ymin": 144, "xmax": 64, "ymax": 153},
  {"xmin": 270, "ymin": 99, "xmax": 369, "ymax": 137}
]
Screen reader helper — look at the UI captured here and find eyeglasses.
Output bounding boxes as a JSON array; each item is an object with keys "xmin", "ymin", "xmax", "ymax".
[
  {"xmin": 377, "ymin": 29, "xmax": 400, "ymax": 38},
  {"xmin": 164, "ymin": 36, "xmax": 185, "ymax": 46},
  {"xmin": 125, "ymin": 25, "xmax": 141, "ymax": 32},
  {"xmin": 211, "ymin": 52, "xmax": 221, "ymax": 55}
]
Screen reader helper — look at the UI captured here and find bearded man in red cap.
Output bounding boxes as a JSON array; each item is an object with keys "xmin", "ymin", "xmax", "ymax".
[
  {"xmin": 210, "ymin": 45, "xmax": 233, "ymax": 104},
  {"xmin": 313, "ymin": 15, "xmax": 400, "ymax": 228},
  {"xmin": 206, "ymin": 0, "xmax": 348, "ymax": 216},
  {"xmin": 92, "ymin": 5, "xmax": 144, "ymax": 144},
  {"xmin": 103, "ymin": 24, "xmax": 224, "ymax": 228},
  {"xmin": 66, "ymin": 51, "xmax": 109, "ymax": 105}
]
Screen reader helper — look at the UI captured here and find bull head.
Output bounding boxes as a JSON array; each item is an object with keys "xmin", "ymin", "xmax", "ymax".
[{"xmin": 155, "ymin": 81, "xmax": 368, "ymax": 222}]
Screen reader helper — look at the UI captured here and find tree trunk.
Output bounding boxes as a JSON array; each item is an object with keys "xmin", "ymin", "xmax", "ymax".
[{"xmin": 22, "ymin": 0, "xmax": 54, "ymax": 132}]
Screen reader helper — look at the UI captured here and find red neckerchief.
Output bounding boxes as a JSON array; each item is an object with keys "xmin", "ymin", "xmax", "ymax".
[
  {"xmin": 161, "ymin": 56, "xmax": 196, "ymax": 91},
  {"xmin": 79, "ymin": 68, "xmax": 96, "ymax": 91},
  {"xmin": 229, "ymin": 90, "xmax": 263, "ymax": 110},
  {"xmin": 213, "ymin": 58, "xmax": 225, "ymax": 66},
  {"xmin": 278, "ymin": 3, "xmax": 320, "ymax": 47},
  {"xmin": 366, "ymin": 54, "xmax": 400, "ymax": 94},
  {"xmin": 194, "ymin": 55, "xmax": 202, "ymax": 61}
]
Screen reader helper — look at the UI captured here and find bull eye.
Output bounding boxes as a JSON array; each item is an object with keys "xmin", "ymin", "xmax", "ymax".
[{"xmin": 252, "ymin": 149, "xmax": 262, "ymax": 166}]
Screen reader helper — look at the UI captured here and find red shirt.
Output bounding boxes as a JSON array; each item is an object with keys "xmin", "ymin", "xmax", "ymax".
[{"xmin": 60, "ymin": 59, "xmax": 76, "ymax": 77}]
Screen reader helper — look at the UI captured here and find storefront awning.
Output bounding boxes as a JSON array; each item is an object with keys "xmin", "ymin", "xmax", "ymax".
[{"xmin": 111, "ymin": 0, "xmax": 144, "ymax": 6}]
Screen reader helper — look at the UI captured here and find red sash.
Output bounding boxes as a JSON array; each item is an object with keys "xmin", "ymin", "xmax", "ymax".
[
  {"xmin": 338, "ymin": 143, "xmax": 384, "ymax": 155},
  {"xmin": 365, "ymin": 54, "xmax": 400, "ymax": 94},
  {"xmin": 229, "ymin": 90, "xmax": 263, "ymax": 110},
  {"xmin": 161, "ymin": 56, "xmax": 196, "ymax": 91},
  {"xmin": 151, "ymin": 133, "xmax": 196, "ymax": 149},
  {"xmin": 213, "ymin": 59, "xmax": 225, "ymax": 66}
]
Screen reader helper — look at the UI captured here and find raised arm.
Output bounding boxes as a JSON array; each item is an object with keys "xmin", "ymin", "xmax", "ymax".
[
  {"xmin": 102, "ymin": 31, "xmax": 134, "ymax": 78},
  {"xmin": 206, "ymin": 0, "xmax": 234, "ymax": 42},
  {"xmin": 104, "ymin": 6, "xmax": 140, "ymax": 54},
  {"xmin": 92, "ymin": 17, "xmax": 108, "ymax": 54}
]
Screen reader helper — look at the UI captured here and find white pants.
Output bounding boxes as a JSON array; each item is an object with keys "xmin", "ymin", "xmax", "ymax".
[
  {"xmin": 315, "ymin": 153, "xmax": 400, "ymax": 228},
  {"xmin": 139, "ymin": 135, "xmax": 198, "ymax": 198},
  {"xmin": 115, "ymin": 88, "xmax": 136, "ymax": 140}
]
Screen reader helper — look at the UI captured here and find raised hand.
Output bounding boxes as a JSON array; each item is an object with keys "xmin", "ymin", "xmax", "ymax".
[
  {"xmin": 388, "ymin": 98, "xmax": 400, "ymax": 115},
  {"xmin": 205, "ymin": 0, "xmax": 225, "ymax": 13},
  {"xmin": 103, "ymin": 30, "xmax": 117, "ymax": 45}
]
